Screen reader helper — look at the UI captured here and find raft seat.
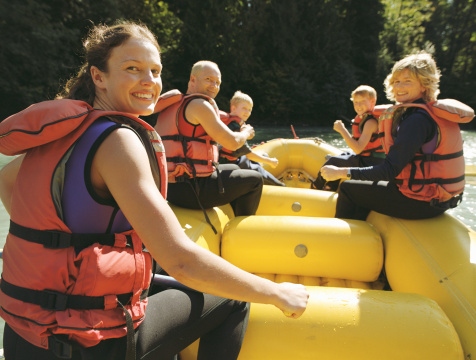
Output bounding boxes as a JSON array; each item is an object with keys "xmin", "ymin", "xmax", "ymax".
[
  {"xmin": 181, "ymin": 212, "xmax": 465, "ymax": 359},
  {"xmin": 256, "ymin": 186, "xmax": 338, "ymax": 218},
  {"xmin": 171, "ymin": 197, "xmax": 383, "ymax": 289},
  {"xmin": 221, "ymin": 215, "xmax": 384, "ymax": 285},
  {"xmin": 169, "ymin": 203, "xmax": 234, "ymax": 256}
]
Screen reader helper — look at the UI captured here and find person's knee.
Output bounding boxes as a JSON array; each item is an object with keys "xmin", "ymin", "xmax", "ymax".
[
  {"xmin": 241, "ymin": 169, "xmax": 263, "ymax": 185},
  {"xmin": 252, "ymin": 171, "xmax": 264, "ymax": 187},
  {"xmin": 338, "ymin": 180, "xmax": 351, "ymax": 193}
]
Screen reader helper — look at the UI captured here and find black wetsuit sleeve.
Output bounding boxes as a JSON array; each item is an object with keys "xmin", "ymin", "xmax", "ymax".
[
  {"xmin": 226, "ymin": 120, "xmax": 252, "ymax": 156},
  {"xmin": 228, "ymin": 121, "xmax": 241, "ymax": 132},
  {"xmin": 232, "ymin": 142, "xmax": 252, "ymax": 157},
  {"xmin": 351, "ymin": 109, "xmax": 437, "ymax": 181}
]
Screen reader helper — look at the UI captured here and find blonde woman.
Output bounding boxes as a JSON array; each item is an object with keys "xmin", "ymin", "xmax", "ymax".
[{"xmin": 321, "ymin": 51, "xmax": 465, "ymax": 220}]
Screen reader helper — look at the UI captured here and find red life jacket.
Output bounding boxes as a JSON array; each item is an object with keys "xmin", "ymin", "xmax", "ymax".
[
  {"xmin": 154, "ymin": 90, "xmax": 219, "ymax": 182},
  {"xmin": 0, "ymin": 99, "xmax": 167, "ymax": 350},
  {"xmin": 219, "ymin": 111, "xmax": 243, "ymax": 162},
  {"xmin": 351, "ymin": 112, "xmax": 384, "ymax": 156},
  {"xmin": 378, "ymin": 99, "xmax": 474, "ymax": 204}
]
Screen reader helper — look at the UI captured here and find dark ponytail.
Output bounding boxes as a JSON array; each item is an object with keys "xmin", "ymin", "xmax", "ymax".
[{"xmin": 57, "ymin": 21, "xmax": 160, "ymax": 105}]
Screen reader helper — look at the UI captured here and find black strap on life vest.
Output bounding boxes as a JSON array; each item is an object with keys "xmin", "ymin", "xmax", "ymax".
[
  {"xmin": 166, "ymin": 133, "xmax": 222, "ymax": 235},
  {"xmin": 429, "ymin": 193, "xmax": 464, "ymax": 209},
  {"xmin": 48, "ymin": 334, "xmax": 79, "ymax": 359},
  {"xmin": 351, "ymin": 114, "xmax": 384, "ymax": 156},
  {"xmin": 7, "ymin": 221, "xmax": 147, "ymax": 360},
  {"xmin": 1, "ymin": 277, "xmax": 147, "ymax": 360},
  {"xmin": 45, "ymin": 311, "xmax": 140, "ymax": 360},
  {"xmin": 8, "ymin": 220, "xmax": 146, "ymax": 257},
  {"xmin": 180, "ymin": 177, "xmax": 219, "ymax": 235},
  {"xmin": 166, "ymin": 156, "xmax": 210, "ymax": 166},
  {"xmin": 0, "ymin": 278, "xmax": 147, "ymax": 311},
  {"xmin": 160, "ymin": 134, "xmax": 217, "ymax": 146},
  {"xmin": 164, "ymin": 134, "xmax": 217, "ymax": 186},
  {"xmin": 401, "ymin": 150, "xmax": 465, "ymax": 193},
  {"xmin": 9, "ymin": 220, "xmax": 121, "ymax": 250},
  {"xmin": 412, "ymin": 150, "xmax": 464, "ymax": 163}
]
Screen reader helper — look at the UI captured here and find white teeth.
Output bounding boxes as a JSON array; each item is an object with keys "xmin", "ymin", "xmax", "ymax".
[{"xmin": 134, "ymin": 93, "xmax": 152, "ymax": 99}]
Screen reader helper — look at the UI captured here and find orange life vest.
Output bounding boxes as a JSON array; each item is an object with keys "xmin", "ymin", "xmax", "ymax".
[
  {"xmin": 378, "ymin": 100, "xmax": 471, "ymax": 204},
  {"xmin": 0, "ymin": 99, "xmax": 167, "ymax": 350},
  {"xmin": 154, "ymin": 90, "xmax": 219, "ymax": 182},
  {"xmin": 218, "ymin": 111, "xmax": 244, "ymax": 162},
  {"xmin": 351, "ymin": 112, "xmax": 384, "ymax": 156}
]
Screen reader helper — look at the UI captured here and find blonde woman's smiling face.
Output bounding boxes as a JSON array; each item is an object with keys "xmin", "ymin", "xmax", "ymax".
[
  {"xmin": 391, "ymin": 69, "xmax": 425, "ymax": 104},
  {"xmin": 92, "ymin": 37, "xmax": 162, "ymax": 116}
]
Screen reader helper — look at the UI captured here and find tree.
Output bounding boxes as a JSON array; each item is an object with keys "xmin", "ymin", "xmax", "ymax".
[
  {"xmin": 160, "ymin": 1, "xmax": 380, "ymax": 123},
  {"xmin": 1, "ymin": 0, "xmax": 473, "ymax": 125},
  {"xmin": 426, "ymin": 0, "xmax": 476, "ymax": 112},
  {"xmin": 231, "ymin": 0, "xmax": 384, "ymax": 124},
  {"xmin": 0, "ymin": 0, "xmax": 180, "ymax": 119},
  {"xmin": 0, "ymin": 0, "xmax": 81, "ymax": 118},
  {"xmin": 378, "ymin": 0, "xmax": 434, "ymax": 78}
]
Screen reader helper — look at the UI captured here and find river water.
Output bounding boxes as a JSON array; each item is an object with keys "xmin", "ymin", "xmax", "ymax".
[{"xmin": 0, "ymin": 125, "xmax": 475, "ymax": 348}]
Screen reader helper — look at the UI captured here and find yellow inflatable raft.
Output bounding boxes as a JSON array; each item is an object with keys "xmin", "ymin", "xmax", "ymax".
[{"xmin": 176, "ymin": 138, "xmax": 475, "ymax": 360}]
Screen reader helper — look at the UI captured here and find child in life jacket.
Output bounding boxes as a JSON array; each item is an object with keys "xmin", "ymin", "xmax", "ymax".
[
  {"xmin": 312, "ymin": 85, "xmax": 385, "ymax": 191},
  {"xmin": 219, "ymin": 91, "xmax": 285, "ymax": 186}
]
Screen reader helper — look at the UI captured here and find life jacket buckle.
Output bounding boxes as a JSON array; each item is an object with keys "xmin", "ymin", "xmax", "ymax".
[
  {"xmin": 44, "ymin": 231, "xmax": 72, "ymax": 249},
  {"xmin": 41, "ymin": 290, "xmax": 68, "ymax": 310},
  {"xmin": 48, "ymin": 335, "xmax": 73, "ymax": 359},
  {"xmin": 430, "ymin": 193, "xmax": 463, "ymax": 209}
]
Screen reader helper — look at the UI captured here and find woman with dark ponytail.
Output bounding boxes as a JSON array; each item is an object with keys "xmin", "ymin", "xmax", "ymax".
[{"xmin": 0, "ymin": 21, "xmax": 308, "ymax": 360}]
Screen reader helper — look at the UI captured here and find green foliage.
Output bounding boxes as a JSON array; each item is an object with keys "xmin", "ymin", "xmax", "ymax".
[
  {"xmin": 426, "ymin": 0, "xmax": 476, "ymax": 108},
  {"xmin": 0, "ymin": 0, "xmax": 179, "ymax": 119},
  {"xmin": 160, "ymin": 0, "xmax": 383, "ymax": 124},
  {"xmin": 0, "ymin": 0, "xmax": 475, "ymax": 127},
  {"xmin": 0, "ymin": 0, "xmax": 80, "ymax": 118},
  {"xmin": 378, "ymin": 0, "xmax": 434, "ymax": 84}
]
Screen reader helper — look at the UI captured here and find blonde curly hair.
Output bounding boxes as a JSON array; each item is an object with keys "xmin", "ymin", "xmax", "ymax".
[
  {"xmin": 230, "ymin": 90, "xmax": 253, "ymax": 107},
  {"xmin": 384, "ymin": 51, "xmax": 441, "ymax": 103}
]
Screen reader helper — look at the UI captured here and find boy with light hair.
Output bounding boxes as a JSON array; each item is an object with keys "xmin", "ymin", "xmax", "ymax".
[
  {"xmin": 220, "ymin": 91, "xmax": 285, "ymax": 186},
  {"xmin": 312, "ymin": 84, "xmax": 384, "ymax": 191}
]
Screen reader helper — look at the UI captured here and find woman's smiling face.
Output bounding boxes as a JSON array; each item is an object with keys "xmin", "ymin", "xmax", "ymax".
[
  {"xmin": 391, "ymin": 68, "xmax": 425, "ymax": 104},
  {"xmin": 92, "ymin": 37, "xmax": 162, "ymax": 116}
]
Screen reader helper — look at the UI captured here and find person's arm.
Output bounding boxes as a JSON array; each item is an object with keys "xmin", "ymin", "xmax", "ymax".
[
  {"xmin": 334, "ymin": 119, "xmax": 378, "ymax": 154},
  {"xmin": 321, "ymin": 112, "xmax": 436, "ymax": 182},
  {"xmin": 93, "ymin": 128, "xmax": 309, "ymax": 318},
  {"xmin": 186, "ymin": 99, "xmax": 254, "ymax": 150},
  {"xmin": 0, "ymin": 154, "xmax": 25, "ymax": 215},
  {"xmin": 246, "ymin": 151, "xmax": 279, "ymax": 168},
  {"xmin": 231, "ymin": 143, "xmax": 252, "ymax": 158}
]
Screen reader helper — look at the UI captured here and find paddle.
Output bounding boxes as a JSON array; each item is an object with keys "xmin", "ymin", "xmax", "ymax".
[{"xmin": 290, "ymin": 125, "xmax": 299, "ymax": 139}]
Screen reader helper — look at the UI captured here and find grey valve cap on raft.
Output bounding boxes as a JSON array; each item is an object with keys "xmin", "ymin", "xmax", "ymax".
[{"xmin": 291, "ymin": 201, "xmax": 302, "ymax": 212}]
